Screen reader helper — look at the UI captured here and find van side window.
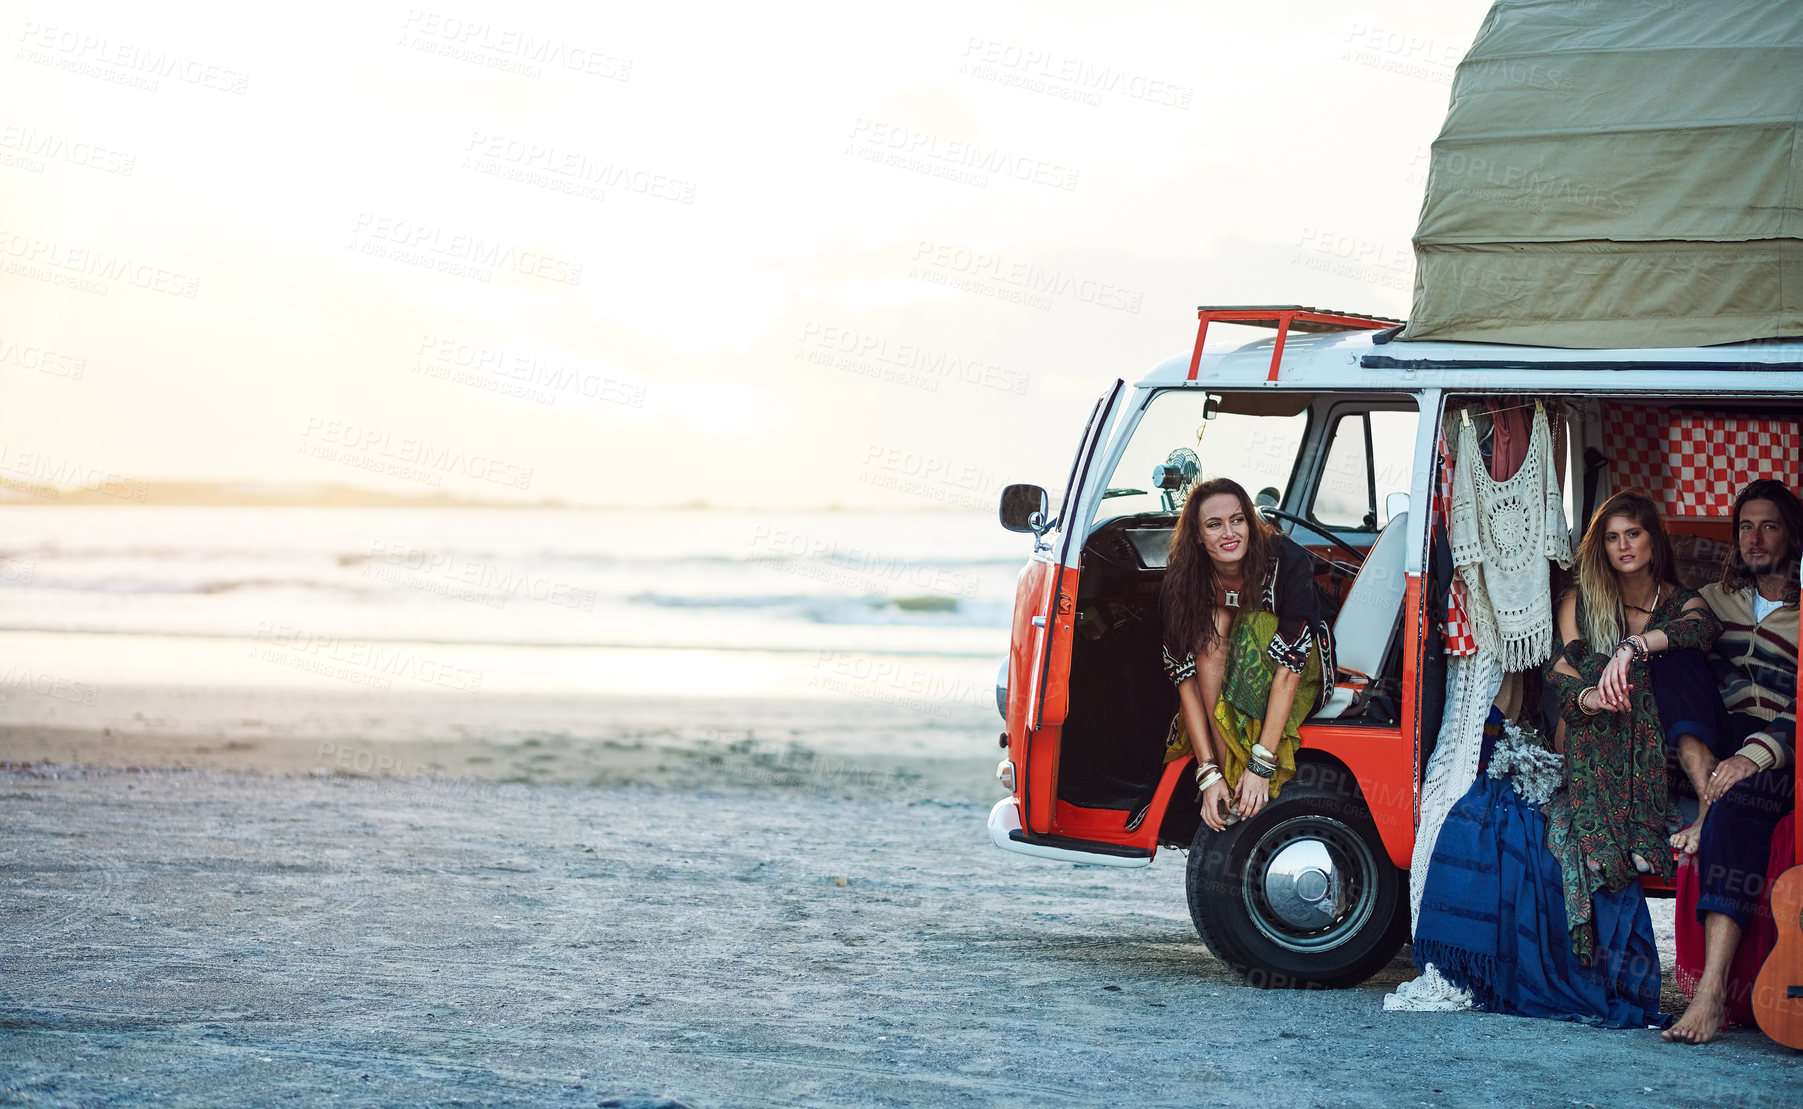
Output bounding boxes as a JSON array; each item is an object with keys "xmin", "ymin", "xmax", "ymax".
[{"xmin": 1310, "ymin": 410, "xmax": 1420, "ymax": 531}]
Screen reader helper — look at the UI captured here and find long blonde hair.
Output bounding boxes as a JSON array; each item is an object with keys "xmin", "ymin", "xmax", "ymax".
[{"xmin": 1573, "ymin": 491, "xmax": 1679, "ymax": 655}]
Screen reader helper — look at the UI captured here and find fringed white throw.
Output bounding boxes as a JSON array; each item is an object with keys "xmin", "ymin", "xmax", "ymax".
[
  {"xmin": 1384, "ymin": 964, "xmax": 1476, "ymax": 1012},
  {"xmin": 1449, "ymin": 406, "xmax": 1572, "ymax": 671}
]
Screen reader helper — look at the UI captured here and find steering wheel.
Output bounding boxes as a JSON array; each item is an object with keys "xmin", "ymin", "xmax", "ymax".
[{"xmin": 1256, "ymin": 506, "xmax": 1366, "ymax": 579}]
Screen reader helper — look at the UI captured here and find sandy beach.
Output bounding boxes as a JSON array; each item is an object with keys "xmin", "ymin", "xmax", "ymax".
[
  {"xmin": 0, "ymin": 679, "xmax": 1003, "ymax": 802},
  {"xmin": 4, "ymin": 676, "xmax": 1801, "ymax": 1108}
]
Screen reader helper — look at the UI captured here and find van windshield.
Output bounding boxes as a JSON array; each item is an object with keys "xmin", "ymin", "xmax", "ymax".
[{"xmin": 1093, "ymin": 390, "xmax": 1305, "ymax": 526}]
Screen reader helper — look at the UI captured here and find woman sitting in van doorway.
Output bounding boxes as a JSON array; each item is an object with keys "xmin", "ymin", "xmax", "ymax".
[
  {"xmin": 1159, "ymin": 477, "xmax": 1334, "ymax": 831},
  {"xmin": 1544, "ymin": 492, "xmax": 1722, "ymax": 962}
]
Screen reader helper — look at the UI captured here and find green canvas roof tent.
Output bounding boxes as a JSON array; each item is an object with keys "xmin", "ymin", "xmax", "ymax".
[{"xmin": 1400, "ymin": 0, "xmax": 1803, "ymax": 348}]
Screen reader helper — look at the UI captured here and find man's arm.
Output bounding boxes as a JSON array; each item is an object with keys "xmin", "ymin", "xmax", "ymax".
[{"xmin": 1735, "ymin": 690, "xmax": 1795, "ymax": 772}]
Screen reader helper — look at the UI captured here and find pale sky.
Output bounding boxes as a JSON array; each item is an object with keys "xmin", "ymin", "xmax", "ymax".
[{"xmin": 1, "ymin": 0, "xmax": 1490, "ymax": 509}]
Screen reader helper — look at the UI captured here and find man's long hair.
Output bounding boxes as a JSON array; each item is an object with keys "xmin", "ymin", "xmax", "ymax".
[
  {"xmin": 1162, "ymin": 477, "xmax": 1276, "ymax": 658},
  {"xmin": 1721, "ymin": 479, "xmax": 1803, "ymax": 604},
  {"xmin": 1573, "ymin": 491, "xmax": 1680, "ymax": 655}
]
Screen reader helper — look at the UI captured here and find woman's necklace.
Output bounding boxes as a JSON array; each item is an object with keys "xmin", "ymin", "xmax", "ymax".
[
  {"xmin": 1217, "ymin": 573, "xmax": 1244, "ymax": 609},
  {"xmin": 1623, "ymin": 582, "xmax": 1662, "ymax": 615}
]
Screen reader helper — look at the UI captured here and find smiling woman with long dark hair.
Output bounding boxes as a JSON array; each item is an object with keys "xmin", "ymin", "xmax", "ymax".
[{"xmin": 1160, "ymin": 477, "xmax": 1333, "ymax": 830}]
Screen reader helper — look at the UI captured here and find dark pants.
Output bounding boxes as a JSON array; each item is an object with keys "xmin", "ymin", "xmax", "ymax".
[
  {"xmin": 1650, "ymin": 649, "xmax": 1721, "ymax": 749},
  {"xmin": 1691, "ymin": 712, "xmax": 1796, "ymax": 929},
  {"xmin": 1655, "ymin": 649, "xmax": 1724, "ymax": 826}
]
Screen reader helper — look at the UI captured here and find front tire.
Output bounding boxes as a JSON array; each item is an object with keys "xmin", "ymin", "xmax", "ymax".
[{"xmin": 1184, "ymin": 764, "xmax": 1407, "ymax": 988}]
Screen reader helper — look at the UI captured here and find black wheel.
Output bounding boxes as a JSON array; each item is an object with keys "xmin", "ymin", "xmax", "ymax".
[{"xmin": 1184, "ymin": 764, "xmax": 1407, "ymax": 989}]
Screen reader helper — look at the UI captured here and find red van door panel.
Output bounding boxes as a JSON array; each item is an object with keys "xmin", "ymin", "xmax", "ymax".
[
  {"xmin": 1006, "ymin": 558, "xmax": 1053, "ymax": 832},
  {"xmin": 1027, "ymin": 566, "xmax": 1079, "ymax": 728},
  {"xmin": 1008, "ymin": 379, "xmax": 1123, "ymax": 837},
  {"xmin": 1007, "ymin": 559, "xmax": 1081, "ymax": 835}
]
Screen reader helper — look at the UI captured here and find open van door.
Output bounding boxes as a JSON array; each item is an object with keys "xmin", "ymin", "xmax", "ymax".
[{"xmin": 1003, "ymin": 379, "xmax": 1124, "ymax": 837}]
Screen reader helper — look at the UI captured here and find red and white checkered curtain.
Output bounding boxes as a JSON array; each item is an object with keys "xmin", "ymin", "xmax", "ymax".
[
  {"xmin": 1437, "ymin": 431, "xmax": 1479, "ymax": 656},
  {"xmin": 1604, "ymin": 404, "xmax": 1802, "ymax": 518}
]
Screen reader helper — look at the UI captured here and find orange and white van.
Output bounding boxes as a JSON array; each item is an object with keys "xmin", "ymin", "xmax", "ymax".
[{"xmin": 989, "ymin": 305, "xmax": 1803, "ymax": 988}]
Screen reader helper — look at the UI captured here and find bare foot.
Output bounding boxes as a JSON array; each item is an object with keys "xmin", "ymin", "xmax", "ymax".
[
  {"xmin": 1663, "ymin": 991, "xmax": 1726, "ymax": 1044},
  {"xmin": 1669, "ymin": 815, "xmax": 1707, "ymax": 856}
]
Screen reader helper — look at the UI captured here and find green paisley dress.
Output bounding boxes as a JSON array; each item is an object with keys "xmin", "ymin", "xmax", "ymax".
[{"xmin": 1542, "ymin": 588, "xmax": 1720, "ymax": 962}]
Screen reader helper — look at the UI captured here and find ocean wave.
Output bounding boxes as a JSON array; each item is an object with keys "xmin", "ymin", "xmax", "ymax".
[{"xmin": 0, "ymin": 510, "xmax": 1030, "ymax": 649}]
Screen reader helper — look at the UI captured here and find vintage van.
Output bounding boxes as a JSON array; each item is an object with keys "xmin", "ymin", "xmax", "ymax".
[{"xmin": 988, "ymin": 305, "xmax": 1803, "ymax": 988}]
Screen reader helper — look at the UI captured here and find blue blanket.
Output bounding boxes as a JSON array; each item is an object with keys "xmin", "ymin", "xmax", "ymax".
[{"xmin": 1415, "ymin": 772, "xmax": 1667, "ymax": 1029}]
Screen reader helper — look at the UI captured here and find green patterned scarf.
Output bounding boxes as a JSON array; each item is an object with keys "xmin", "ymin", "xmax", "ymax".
[{"xmin": 1213, "ymin": 607, "xmax": 1321, "ymax": 797}]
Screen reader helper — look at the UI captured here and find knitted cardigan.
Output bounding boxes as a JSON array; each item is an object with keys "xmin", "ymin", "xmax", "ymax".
[
  {"xmin": 1701, "ymin": 581, "xmax": 1799, "ymax": 771},
  {"xmin": 1449, "ymin": 407, "xmax": 1573, "ymax": 671}
]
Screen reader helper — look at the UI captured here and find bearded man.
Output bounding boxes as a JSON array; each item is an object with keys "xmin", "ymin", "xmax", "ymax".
[{"xmin": 1664, "ymin": 479, "xmax": 1801, "ymax": 1044}]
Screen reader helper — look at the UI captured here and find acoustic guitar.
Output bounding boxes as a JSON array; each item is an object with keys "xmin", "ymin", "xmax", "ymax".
[{"xmin": 1754, "ymin": 864, "xmax": 1803, "ymax": 1048}]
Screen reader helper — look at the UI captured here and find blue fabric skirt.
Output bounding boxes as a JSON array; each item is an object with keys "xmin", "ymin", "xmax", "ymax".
[{"xmin": 1415, "ymin": 773, "xmax": 1667, "ymax": 1029}]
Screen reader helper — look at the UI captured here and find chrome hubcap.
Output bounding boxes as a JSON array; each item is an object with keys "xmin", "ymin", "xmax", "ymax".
[
  {"xmin": 1243, "ymin": 813, "xmax": 1380, "ymax": 953},
  {"xmin": 1262, "ymin": 839, "xmax": 1342, "ymax": 930}
]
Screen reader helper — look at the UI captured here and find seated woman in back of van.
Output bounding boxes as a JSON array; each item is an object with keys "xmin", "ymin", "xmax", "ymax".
[
  {"xmin": 1159, "ymin": 478, "xmax": 1334, "ymax": 830},
  {"xmin": 1412, "ymin": 493, "xmax": 1715, "ymax": 1028},
  {"xmin": 1544, "ymin": 491, "xmax": 1722, "ymax": 961}
]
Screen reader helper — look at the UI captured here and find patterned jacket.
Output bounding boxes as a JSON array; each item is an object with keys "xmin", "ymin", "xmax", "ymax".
[{"xmin": 1700, "ymin": 581, "xmax": 1799, "ymax": 771}]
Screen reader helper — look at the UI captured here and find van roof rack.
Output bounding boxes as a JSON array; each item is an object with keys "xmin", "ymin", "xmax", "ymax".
[{"xmin": 1187, "ymin": 305, "xmax": 1404, "ymax": 383}]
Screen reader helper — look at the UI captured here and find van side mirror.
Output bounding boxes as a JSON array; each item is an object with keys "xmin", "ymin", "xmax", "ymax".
[
  {"xmin": 999, "ymin": 484, "xmax": 1050, "ymax": 534},
  {"xmin": 1384, "ymin": 491, "xmax": 1411, "ymax": 526}
]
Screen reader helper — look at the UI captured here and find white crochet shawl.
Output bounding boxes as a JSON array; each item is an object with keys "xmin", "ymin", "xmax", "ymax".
[{"xmin": 1449, "ymin": 406, "xmax": 1572, "ymax": 671}]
